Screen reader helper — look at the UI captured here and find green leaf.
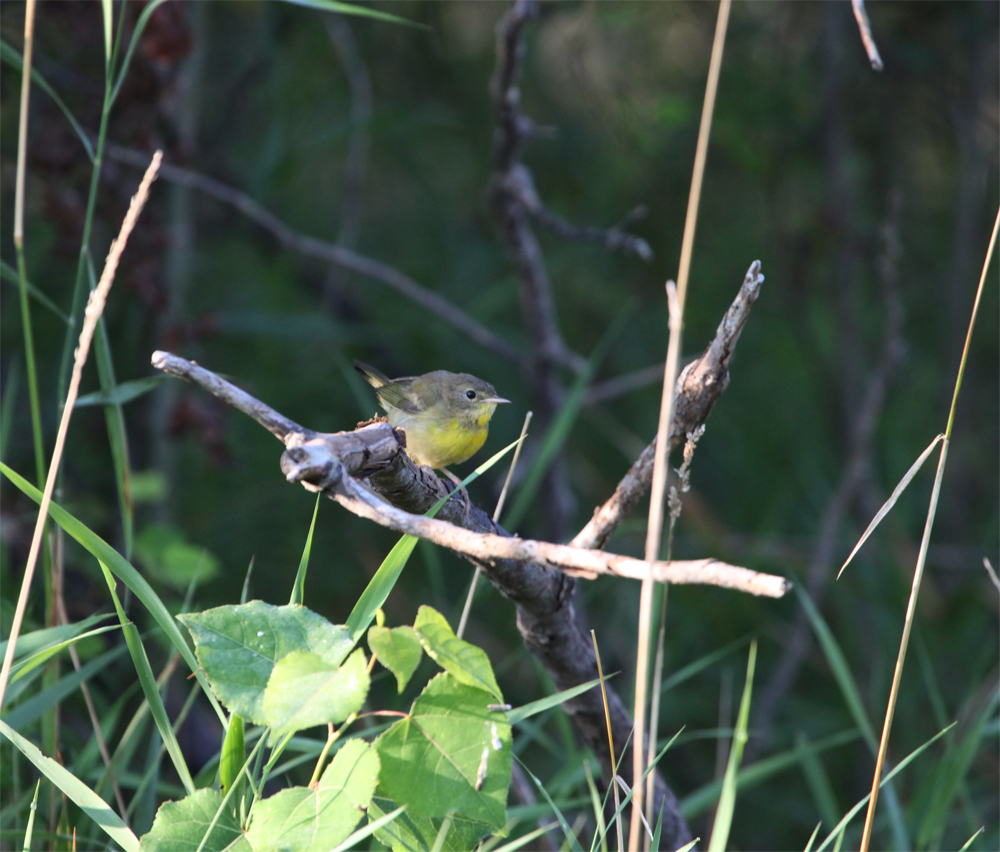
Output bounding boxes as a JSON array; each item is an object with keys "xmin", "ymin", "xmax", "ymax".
[
  {"xmin": 413, "ymin": 606, "xmax": 502, "ymax": 701},
  {"xmin": 74, "ymin": 375, "xmax": 168, "ymax": 407},
  {"xmin": 246, "ymin": 739, "xmax": 379, "ymax": 852},
  {"xmin": 369, "ymin": 796, "xmax": 492, "ymax": 852},
  {"xmin": 138, "ymin": 788, "xmax": 249, "ymax": 852},
  {"xmin": 219, "ymin": 715, "xmax": 246, "ymax": 795},
  {"xmin": 262, "ymin": 648, "xmax": 370, "ymax": 742},
  {"xmin": 374, "ymin": 673, "xmax": 511, "ymax": 830},
  {"xmin": 0, "ymin": 719, "xmax": 140, "ymax": 852},
  {"xmin": 368, "ymin": 626, "xmax": 423, "ymax": 693},
  {"xmin": 135, "ymin": 524, "xmax": 221, "ymax": 590},
  {"xmin": 177, "ymin": 601, "xmax": 353, "ymax": 725},
  {"xmin": 345, "ymin": 534, "xmax": 421, "ymax": 643}
]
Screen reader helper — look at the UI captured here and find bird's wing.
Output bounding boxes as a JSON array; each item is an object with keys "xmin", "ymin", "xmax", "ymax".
[{"xmin": 375, "ymin": 378, "xmax": 423, "ymax": 414}]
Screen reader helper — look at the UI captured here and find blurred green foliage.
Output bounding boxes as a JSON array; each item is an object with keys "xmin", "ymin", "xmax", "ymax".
[{"xmin": 1, "ymin": 1, "xmax": 997, "ymax": 848}]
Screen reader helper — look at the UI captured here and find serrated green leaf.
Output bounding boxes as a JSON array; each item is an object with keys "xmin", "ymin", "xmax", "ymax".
[
  {"xmin": 246, "ymin": 739, "xmax": 379, "ymax": 852},
  {"xmin": 177, "ymin": 601, "xmax": 352, "ymax": 724},
  {"xmin": 413, "ymin": 607, "xmax": 502, "ymax": 701},
  {"xmin": 369, "ymin": 626, "xmax": 422, "ymax": 693},
  {"xmin": 138, "ymin": 788, "xmax": 249, "ymax": 852},
  {"xmin": 262, "ymin": 648, "xmax": 370, "ymax": 742},
  {"xmin": 374, "ymin": 673, "xmax": 511, "ymax": 830}
]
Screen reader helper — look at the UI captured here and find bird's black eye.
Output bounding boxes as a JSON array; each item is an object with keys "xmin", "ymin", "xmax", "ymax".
[{"xmin": 465, "ymin": 389, "xmax": 477, "ymax": 400}]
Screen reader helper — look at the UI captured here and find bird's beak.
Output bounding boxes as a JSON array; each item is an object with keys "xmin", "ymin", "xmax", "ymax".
[{"xmin": 484, "ymin": 396, "xmax": 511, "ymax": 405}]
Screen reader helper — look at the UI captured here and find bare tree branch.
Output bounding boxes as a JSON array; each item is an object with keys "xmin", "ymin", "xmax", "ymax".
[
  {"xmin": 572, "ymin": 261, "xmax": 764, "ymax": 552},
  {"xmin": 104, "ymin": 143, "xmax": 522, "ymax": 367}
]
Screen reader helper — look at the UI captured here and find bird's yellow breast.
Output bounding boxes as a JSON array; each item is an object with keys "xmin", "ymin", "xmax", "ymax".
[{"xmin": 392, "ymin": 412, "xmax": 489, "ymax": 468}]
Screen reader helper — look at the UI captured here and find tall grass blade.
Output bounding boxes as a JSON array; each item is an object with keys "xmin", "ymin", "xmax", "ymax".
[
  {"xmin": 795, "ymin": 583, "xmax": 909, "ymax": 848},
  {"xmin": 803, "ymin": 821, "xmax": 822, "ymax": 852},
  {"xmin": 330, "ymin": 805, "xmax": 406, "ymax": 851},
  {"xmin": 958, "ymin": 827, "xmax": 985, "ymax": 851},
  {"xmin": 506, "ymin": 677, "xmax": 603, "ymax": 725},
  {"xmin": 98, "ymin": 561, "xmax": 195, "ymax": 794},
  {"xmin": 1, "ymin": 463, "xmax": 227, "ymax": 726},
  {"xmin": 2, "ymin": 643, "xmax": 127, "ymax": 728},
  {"xmin": 86, "ymin": 259, "xmax": 135, "ymax": 557},
  {"xmin": 514, "ymin": 756, "xmax": 585, "ymax": 852},
  {"xmin": 345, "ymin": 438, "xmax": 519, "ymax": 641},
  {"xmin": 280, "ymin": 0, "xmax": 429, "ymax": 29},
  {"xmin": 837, "ymin": 434, "xmax": 944, "ymax": 578},
  {"xmin": 680, "ymin": 729, "xmax": 860, "ymax": 818},
  {"xmin": 815, "ymin": 722, "xmax": 955, "ymax": 851},
  {"xmin": 290, "ymin": 495, "xmax": 321, "ymax": 605},
  {"xmin": 21, "ymin": 780, "xmax": 40, "ymax": 852},
  {"xmin": 916, "ymin": 682, "xmax": 999, "ymax": 850},
  {"xmin": 0, "ymin": 261, "xmax": 69, "ymax": 320},
  {"xmin": 108, "ymin": 0, "xmax": 170, "ymax": 106},
  {"xmin": 0, "ymin": 41, "xmax": 95, "ymax": 161},
  {"xmin": 660, "ymin": 634, "xmax": 752, "ymax": 695},
  {"xmin": 0, "ymin": 719, "xmax": 140, "ymax": 852},
  {"xmin": 8, "ymin": 624, "xmax": 120, "ymax": 685},
  {"xmin": 100, "ymin": 0, "xmax": 113, "ymax": 65},
  {"xmin": 707, "ymin": 640, "xmax": 756, "ymax": 852},
  {"xmin": 74, "ymin": 375, "xmax": 167, "ymax": 407}
]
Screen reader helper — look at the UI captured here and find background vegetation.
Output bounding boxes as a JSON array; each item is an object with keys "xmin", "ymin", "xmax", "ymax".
[{"xmin": 1, "ymin": 1, "xmax": 997, "ymax": 849}]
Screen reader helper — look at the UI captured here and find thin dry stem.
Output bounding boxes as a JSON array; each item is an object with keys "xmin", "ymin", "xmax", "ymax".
[
  {"xmin": 457, "ymin": 410, "xmax": 533, "ymax": 639},
  {"xmin": 0, "ymin": 151, "xmax": 162, "ymax": 710},
  {"xmin": 851, "ymin": 0, "xmax": 884, "ymax": 71},
  {"xmin": 13, "ymin": 0, "xmax": 35, "ymax": 247},
  {"xmin": 859, "ymin": 207, "xmax": 999, "ymax": 850},
  {"xmin": 593, "ymin": 630, "xmax": 624, "ymax": 852},
  {"xmin": 631, "ymin": 2, "xmax": 730, "ymax": 844}
]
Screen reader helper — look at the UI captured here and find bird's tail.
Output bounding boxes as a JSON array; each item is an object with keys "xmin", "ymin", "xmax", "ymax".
[{"xmin": 353, "ymin": 360, "xmax": 391, "ymax": 388}]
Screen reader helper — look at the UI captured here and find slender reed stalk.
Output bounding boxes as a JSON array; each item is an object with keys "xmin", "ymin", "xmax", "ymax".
[
  {"xmin": 457, "ymin": 410, "xmax": 532, "ymax": 639},
  {"xmin": 0, "ymin": 152, "xmax": 162, "ymax": 711},
  {"xmin": 629, "ymin": 2, "xmax": 731, "ymax": 847},
  {"xmin": 859, "ymin": 207, "xmax": 999, "ymax": 850}
]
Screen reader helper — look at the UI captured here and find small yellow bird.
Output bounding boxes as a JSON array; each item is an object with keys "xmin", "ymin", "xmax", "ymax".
[{"xmin": 353, "ymin": 361, "xmax": 510, "ymax": 470}]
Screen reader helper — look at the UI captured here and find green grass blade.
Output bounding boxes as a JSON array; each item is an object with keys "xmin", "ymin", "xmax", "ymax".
[
  {"xmin": 681, "ymin": 729, "xmax": 861, "ymax": 818},
  {"xmin": 815, "ymin": 722, "xmax": 955, "ymax": 852},
  {"xmin": 1, "ymin": 463, "xmax": 227, "ymax": 727},
  {"xmin": 917, "ymin": 684, "xmax": 999, "ymax": 850},
  {"xmin": 795, "ymin": 731, "xmax": 840, "ymax": 833},
  {"xmin": 2, "ymin": 644, "xmax": 128, "ymax": 728},
  {"xmin": 0, "ymin": 719, "xmax": 140, "ymax": 852},
  {"xmin": 514, "ymin": 756, "xmax": 585, "ymax": 852},
  {"xmin": 0, "ymin": 42, "xmax": 95, "ymax": 162},
  {"xmin": 0, "ymin": 260, "xmax": 69, "ymax": 321},
  {"xmin": 0, "ymin": 613, "xmax": 110, "ymax": 663},
  {"xmin": 708, "ymin": 640, "xmax": 757, "ymax": 852},
  {"xmin": 795, "ymin": 584, "xmax": 876, "ymax": 749},
  {"xmin": 20, "ymin": 780, "xmax": 40, "ymax": 852},
  {"xmin": 958, "ymin": 826, "xmax": 985, "ymax": 851},
  {"xmin": 279, "ymin": 0, "xmax": 429, "ymax": 29},
  {"xmin": 506, "ymin": 677, "xmax": 603, "ymax": 725},
  {"xmin": 109, "ymin": 0, "xmax": 170, "ymax": 106},
  {"xmin": 100, "ymin": 0, "xmax": 113, "ymax": 65},
  {"xmin": 345, "ymin": 439, "xmax": 520, "ymax": 642},
  {"xmin": 9, "ymin": 624, "xmax": 120, "ymax": 684},
  {"xmin": 330, "ymin": 805, "xmax": 406, "ymax": 852},
  {"xmin": 290, "ymin": 495, "xmax": 321, "ymax": 605},
  {"xmin": 74, "ymin": 376, "xmax": 167, "ymax": 407},
  {"xmin": 97, "ymin": 562, "xmax": 195, "ymax": 794},
  {"xmin": 660, "ymin": 634, "xmax": 752, "ymax": 695},
  {"xmin": 86, "ymin": 256, "xmax": 134, "ymax": 557},
  {"xmin": 803, "ymin": 821, "xmax": 822, "ymax": 852}
]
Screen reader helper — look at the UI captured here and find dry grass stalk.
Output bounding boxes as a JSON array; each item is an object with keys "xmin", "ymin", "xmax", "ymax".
[{"xmin": 0, "ymin": 151, "xmax": 162, "ymax": 710}]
